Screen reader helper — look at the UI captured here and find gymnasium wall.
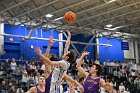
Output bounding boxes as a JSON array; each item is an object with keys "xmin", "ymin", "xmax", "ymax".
[
  {"xmin": 98, "ymin": 37, "xmax": 124, "ymax": 64},
  {"xmin": 3, "ymin": 24, "xmax": 59, "ymax": 60},
  {"xmin": 63, "ymin": 34, "xmax": 96, "ymax": 60},
  {"xmin": 1, "ymin": 24, "xmax": 125, "ymax": 63}
]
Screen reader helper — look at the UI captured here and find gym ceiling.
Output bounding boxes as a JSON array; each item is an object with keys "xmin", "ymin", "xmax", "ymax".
[{"xmin": 0, "ymin": 0, "xmax": 140, "ymax": 41}]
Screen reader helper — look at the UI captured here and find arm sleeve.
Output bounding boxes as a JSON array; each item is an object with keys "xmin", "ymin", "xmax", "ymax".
[{"xmin": 58, "ymin": 61, "xmax": 69, "ymax": 70}]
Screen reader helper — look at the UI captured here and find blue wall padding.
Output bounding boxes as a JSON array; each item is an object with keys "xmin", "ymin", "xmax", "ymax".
[
  {"xmin": 3, "ymin": 24, "xmax": 59, "ymax": 60},
  {"xmin": 99, "ymin": 37, "xmax": 124, "ymax": 64}
]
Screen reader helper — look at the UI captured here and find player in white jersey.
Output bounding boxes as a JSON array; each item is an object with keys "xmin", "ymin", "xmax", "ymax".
[{"xmin": 35, "ymin": 30, "xmax": 84, "ymax": 93}]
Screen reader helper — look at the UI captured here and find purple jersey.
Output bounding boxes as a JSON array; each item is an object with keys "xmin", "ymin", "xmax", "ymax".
[
  {"xmin": 36, "ymin": 86, "xmax": 45, "ymax": 93},
  {"xmin": 83, "ymin": 75, "xmax": 100, "ymax": 93},
  {"xmin": 36, "ymin": 73, "xmax": 52, "ymax": 93},
  {"xmin": 45, "ymin": 73, "xmax": 52, "ymax": 93}
]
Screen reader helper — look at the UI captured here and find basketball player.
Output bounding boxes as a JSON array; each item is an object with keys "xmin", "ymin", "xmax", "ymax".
[
  {"xmin": 35, "ymin": 30, "xmax": 84, "ymax": 93},
  {"xmin": 76, "ymin": 51, "xmax": 113, "ymax": 93},
  {"xmin": 26, "ymin": 36, "xmax": 54, "ymax": 93}
]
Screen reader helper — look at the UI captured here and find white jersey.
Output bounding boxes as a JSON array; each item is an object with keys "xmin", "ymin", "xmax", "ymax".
[{"xmin": 50, "ymin": 60, "xmax": 70, "ymax": 93}]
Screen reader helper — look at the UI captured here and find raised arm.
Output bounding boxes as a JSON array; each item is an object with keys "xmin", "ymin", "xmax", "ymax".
[
  {"xmin": 63, "ymin": 73, "xmax": 84, "ymax": 92},
  {"xmin": 76, "ymin": 52, "xmax": 90, "ymax": 78},
  {"xmin": 100, "ymin": 79, "xmax": 113, "ymax": 93},
  {"xmin": 64, "ymin": 30, "xmax": 71, "ymax": 54},
  {"xmin": 44, "ymin": 36, "xmax": 54, "ymax": 78},
  {"xmin": 35, "ymin": 47, "xmax": 60, "ymax": 67},
  {"xmin": 44, "ymin": 36, "xmax": 54, "ymax": 57}
]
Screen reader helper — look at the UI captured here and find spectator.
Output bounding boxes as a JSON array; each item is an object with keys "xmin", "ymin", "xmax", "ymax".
[
  {"xmin": 35, "ymin": 65, "xmax": 41, "ymax": 73},
  {"xmin": 8, "ymin": 85, "xmax": 16, "ymax": 93},
  {"xmin": 3, "ymin": 59, "xmax": 11, "ymax": 72},
  {"xmin": 27, "ymin": 75, "xmax": 35, "ymax": 89},
  {"xmin": 38, "ymin": 60, "xmax": 44, "ymax": 68},
  {"xmin": 30, "ymin": 61, "xmax": 36, "ymax": 70},
  {"xmin": 35, "ymin": 73, "xmax": 40, "ymax": 84},
  {"xmin": 112, "ymin": 78, "xmax": 116, "ymax": 87},
  {"xmin": 24, "ymin": 61, "xmax": 29, "ymax": 68},
  {"xmin": 134, "ymin": 77, "xmax": 139, "ymax": 85},
  {"xmin": 119, "ymin": 82, "xmax": 125, "ymax": 93},
  {"xmin": 19, "ymin": 55, "xmax": 24, "ymax": 61},
  {"xmin": 0, "ymin": 75, "xmax": 4, "ymax": 84},
  {"xmin": 118, "ymin": 69, "xmax": 121, "ymax": 79},
  {"xmin": 40, "ymin": 63, "xmax": 45, "ymax": 70},
  {"xmin": 21, "ymin": 66, "xmax": 27, "ymax": 75},
  {"xmin": 21, "ymin": 72, "xmax": 29, "ymax": 92},
  {"xmin": 113, "ymin": 68, "xmax": 118, "ymax": 77},
  {"xmin": 21, "ymin": 72, "xmax": 29, "ymax": 83},
  {"xmin": 15, "ymin": 66, "xmax": 20, "ymax": 74},
  {"xmin": 112, "ymin": 86, "xmax": 117, "ymax": 93},
  {"xmin": 131, "ymin": 70, "xmax": 135, "ymax": 77},
  {"xmin": 40, "ymin": 64, "xmax": 45, "ymax": 75},
  {"xmin": 50, "ymin": 54, "xmax": 58, "ymax": 61},
  {"xmin": 25, "ymin": 62, "xmax": 31, "ymax": 76},
  {"xmin": 7, "ymin": 82, "xmax": 12, "ymax": 90},
  {"xmin": 124, "ymin": 88, "xmax": 130, "ymax": 93},
  {"xmin": 10, "ymin": 58, "xmax": 17, "ymax": 72},
  {"xmin": 0, "ymin": 80, "xmax": 7, "ymax": 92},
  {"xmin": 65, "ymin": 84, "xmax": 78, "ymax": 93},
  {"xmin": 16, "ymin": 87, "xmax": 24, "ymax": 93},
  {"xmin": 30, "ymin": 61, "xmax": 36, "ymax": 75}
]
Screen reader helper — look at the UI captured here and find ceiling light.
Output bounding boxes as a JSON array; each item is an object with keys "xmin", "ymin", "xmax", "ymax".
[
  {"xmin": 53, "ymin": 17, "xmax": 63, "ymax": 21},
  {"xmin": 106, "ymin": 24, "xmax": 113, "ymax": 27},
  {"xmin": 46, "ymin": 14, "xmax": 53, "ymax": 18},
  {"xmin": 104, "ymin": 27, "xmax": 115, "ymax": 30},
  {"xmin": 104, "ymin": 26, "xmax": 124, "ymax": 31},
  {"xmin": 104, "ymin": 0, "xmax": 118, "ymax": 3},
  {"xmin": 108, "ymin": 0, "xmax": 117, "ymax": 3}
]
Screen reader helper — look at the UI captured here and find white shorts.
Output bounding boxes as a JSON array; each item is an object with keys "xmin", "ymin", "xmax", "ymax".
[{"xmin": 50, "ymin": 84, "xmax": 63, "ymax": 93}]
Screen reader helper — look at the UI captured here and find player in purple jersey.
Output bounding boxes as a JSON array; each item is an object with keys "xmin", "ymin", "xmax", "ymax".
[
  {"xmin": 26, "ymin": 74, "xmax": 52, "ymax": 93},
  {"xmin": 76, "ymin": 52, "xmax": 113, "ymax": 93},
  {"xmin": 26, "ymin": 36, "xmax": 54, "ymax": 93}
]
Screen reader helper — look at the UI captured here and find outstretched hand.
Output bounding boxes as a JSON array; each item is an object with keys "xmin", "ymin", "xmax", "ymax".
[
  {"xmin": 49, "ymin": 36, "xmax": 55, "ymax": 44},
  {"xmin": 82, "ymin": 51, "xmax": 90, "ymax": 57},
  {"xmin": 79, "ymin": 85, "xmax": 84, "ymax": 92},
  {"xmin": 34, "ymin": 47, "xmax": 41, "ymax": 55},
  {"xmin": 105, "ymin": 82, "xmax": 113, "ymax": 92},
  {"xmin": 66, "ymin": 30, "xmax": 71, "ymax": 37},
  {"xmin": 69, "ymin": 84, "xmax": 84, "ymax": 93},
  {"xmin": 105, "ymin": 82, "xmax": 112, "ymax": 87}
]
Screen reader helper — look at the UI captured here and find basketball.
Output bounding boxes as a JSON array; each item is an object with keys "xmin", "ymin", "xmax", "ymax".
[{"xmin": 64, "ymin": 11, "xmax": 76, "ymax": 23}]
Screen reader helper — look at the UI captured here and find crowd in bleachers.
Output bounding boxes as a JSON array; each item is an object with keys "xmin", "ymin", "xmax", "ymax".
[
  {"xmin": 0, "ymin": 57, "xmax": 140, "ymax": 93},
  {"xmin": 0, "ymin": 58, "xmax": 44, "ymax": 93},
  {"xmin": 101, "ymin": 60, "xmax": 140, "ymax": 93}
]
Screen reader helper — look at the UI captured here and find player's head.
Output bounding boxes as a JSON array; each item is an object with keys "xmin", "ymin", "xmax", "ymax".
[
  {"xmin": 62, "ymin": 50, "xmax": 76, "ymax": 62},
  {"xmin": 89, "ymin": 64, "xmax": 103, "ymax": 76},
  {"xmin": 38, "ymin": 75, "xmax": 45, "ymax": 85}
]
